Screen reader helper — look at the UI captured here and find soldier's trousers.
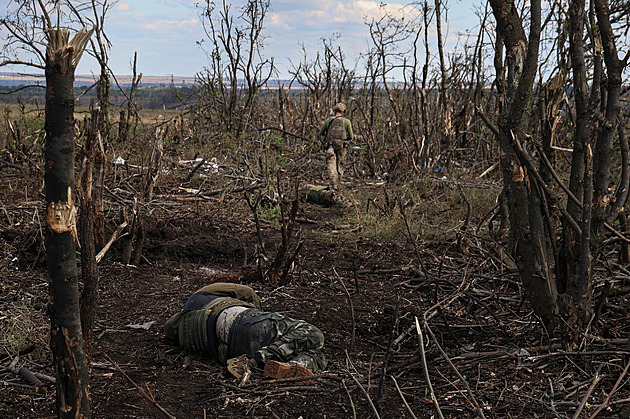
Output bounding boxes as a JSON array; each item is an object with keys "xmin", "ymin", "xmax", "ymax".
[
  {"xmin": 325, "ymin": 139, "xmax": 347, "ymax": 189},
  {"xmin": 227, "ymin": 309, "xmax": 328, "ymax": 372}
]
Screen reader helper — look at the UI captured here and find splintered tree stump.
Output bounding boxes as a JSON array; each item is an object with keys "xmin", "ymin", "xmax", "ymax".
[{"xmin": 44, "ymin": 26, "xmax": 93, "ymax": 418}]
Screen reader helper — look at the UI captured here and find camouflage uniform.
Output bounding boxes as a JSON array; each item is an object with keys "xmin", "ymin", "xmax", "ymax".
[
  {"xmin": 164, "ymin": 283, "xmax": 327, "ymax": 373},
  {"xmin": 320, "ymin": 103, "xmax": 354, "ymax": 189},
  {"xmin": 299, "ymin": 184, "xmax": 352, "ymax": 208}
]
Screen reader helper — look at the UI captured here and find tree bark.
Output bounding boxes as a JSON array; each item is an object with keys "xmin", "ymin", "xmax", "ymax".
[
  {"xmin": 79, "ymin": 109, "xmax": 101, "ymax": 356},
  {"xmin": 592, "ymin": 0, "xmax": 624, "ymax": 234},
  {"xmin": 44, "ymin": 27, "xmax": 93, "ymax": 419},
  {"xmin": 434, "ymin": 0, "xmax": 453, "ymax": 162},
  {"xmin": 490, "ymin": 0, "xmax": 560, "ymax": 331},
  {"xmin": 556, "ymin": 0, "xmax": 594, "ymax": 345}
]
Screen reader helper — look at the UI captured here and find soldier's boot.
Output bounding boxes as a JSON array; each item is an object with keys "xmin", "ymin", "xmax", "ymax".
[
  {"xmin": 264, "ymin": 360, "xmax": 314, "ymax": 384},
  {"xmin": 227, "ymin": 355, "xmax": 257, "ymax": 380}
]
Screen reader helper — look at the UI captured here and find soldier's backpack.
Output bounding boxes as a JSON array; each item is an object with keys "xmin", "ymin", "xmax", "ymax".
[{"xmin": 327, "ymin": 117, "xmax": 347, "ymax": 141}]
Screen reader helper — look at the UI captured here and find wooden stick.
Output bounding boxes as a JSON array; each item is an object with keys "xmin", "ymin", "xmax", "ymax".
[
  {"xmin": 96, "ymin": 221, "xmax": 128, "ymax": 263},
  {"xmin": 376, "ymin": 299, "xmax": 400, "ymax": 413},
  {"xmin": 335, "ymin": 269, "xmax": 356, "ymax": 349},
  {"xmin": 391, "ymin": 376, "xmax": 418, "ymax": 419},
  {"xmin": 342, "ymin": 379, "xmax": 357, "ymax": 419},
  {"xmin": 587, "ymin": 360, "xmax": 630, "ymax": 419},
  {"xmin": 343, "ymin": 369, "xmax": 381, "ymax": 419},
  {"xmin": 572, "ymin": 365, "xmax": 604, "ymax": 419},
  {"xmin": 415, "ymin": 317, "xmax": 444, "ymax": 419},
  {"xmin": 104, "ymin": 354, "xmax": 176, "ymax": 419}
]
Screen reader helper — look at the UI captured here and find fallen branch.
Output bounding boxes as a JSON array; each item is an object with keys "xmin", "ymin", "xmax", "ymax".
[
  {"xmin": 587, "ymin": 359, "xmax": 630, "ymax": 419},
  {"xmin": 572, "ymin": 365, "xmax": 604, "ymax": 419},
  {"xmin": 342, "ymin": 380, "xmax": 357, "ymax": 419},
  {"xmin": 5, "ymin": 356, "xmax": 48, "ymax": 392},
  {"xmin": 335, "ymin": 269, "xmax": 356, "ymax": 349},
  {"xmin": 202, "ymin": 182, "xmax": 266, "ymax": 198},
  {"xmin": 415, "ymin": 317, "xmax": 444, "ymax": 419},
  {"xmin": 96, "ymin": 221, "xmax": 128, "ymax": 263},
  {"xmin": 104, "ymin": 353, "xmax": 176, "ymax": 419},
  {"xmin": 391, "ymin": 376, "xmax": 418, "ymax": 419},
  {"xmin": 343, "ymin": 369, "xmax": 381, "ymax": 419},
  {"xmin": 527, "ymin": 349, "xmax": 630, "ymax": 363}
]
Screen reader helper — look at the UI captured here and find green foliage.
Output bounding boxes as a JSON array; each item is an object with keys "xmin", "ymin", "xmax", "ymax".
[
  {"xmin": 1, "ymin": 105, "xmax": 45, "ymax": 153},
  {"xmin": 22, "ymin": 114, "xmax": 46, "ymax": 133},
  {"xmin": 270, "ymin": 135, "xmax": 284, "ymax": 151},
  {"xmin": 259, "ymin": 202, "xmax": 282, "ymax": 224}
]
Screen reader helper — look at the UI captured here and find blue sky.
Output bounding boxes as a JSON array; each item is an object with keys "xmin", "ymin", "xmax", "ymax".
[
  {"xmin": 0, "ymin": 0, "xmax": 481, "ymax": 79},
  {"xmin": 71, "ymin": 0, "xmax": 480, "ymax": 79}
]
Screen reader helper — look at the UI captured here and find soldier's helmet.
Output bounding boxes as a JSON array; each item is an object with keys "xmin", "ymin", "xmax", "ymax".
[{"xmin": 332, "ymin": 103, "xmax": 346, "ymax": 113}]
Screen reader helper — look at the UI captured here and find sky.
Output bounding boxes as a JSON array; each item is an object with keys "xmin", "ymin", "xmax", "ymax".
[
  {"xmin": 75, "ymin": 0, "xmax": 480, "ymax": 79},
  {"xmin": 1, "ymin": 0, "xmax": 482, "ymax": 80}
]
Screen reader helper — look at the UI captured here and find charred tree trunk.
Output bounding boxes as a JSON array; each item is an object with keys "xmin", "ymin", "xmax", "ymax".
[
  {"xmin": 44, "ymin": 27, "xmax": 93, "ymax": 419},
  {"xmin": 118, "ymin": 52, "xmax": 141, "ymax": 143},
  {"xmin": 489, "ymin": 0, "xmax": 624, "ymax": 343},
  {"xmin": 592, "ymin": 0, "xmax": 625, "ymax": 233},
  {"xmin": 490, "ymin": 0, "xmax": 560, "ymax": 331},
  {"xmin": 435, "ymin": 0, "xmax": 453, "ymax": 165},
  {"xmin": 558, "ymin": 0, "xmax": 625, "ymax": 345},
  {"xmin": 79, "ymin": 109, "xmax": 101, "ymax": 355},
  {"xmin": 558, "ymin": 0, "xmax": 594, "ymax": 345},
  {"xmin": 93, "ymin": 127, "xmax": 106, "ymax": 250}
]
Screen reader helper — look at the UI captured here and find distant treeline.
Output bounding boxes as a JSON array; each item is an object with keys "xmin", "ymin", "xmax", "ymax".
[{"xmin": 0, "ymin": 84, "xmax": 199, "ymax": 110}]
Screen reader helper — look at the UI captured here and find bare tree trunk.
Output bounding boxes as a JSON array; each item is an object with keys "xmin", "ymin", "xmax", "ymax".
[
  {"xmin": 490, "ymin": 0, "xmax": 560, "ymax": 331},
  {"xmin": 44, "ymin": 26, "xmax": 93, "ymax": 419},
  {"xmin": 79, "ymin": 109, "xmax": 101, "ymax": 356},
  {"xmin": 435, "ymin": 0, "xmax": 453, "ymax": 164},
  {"xmin": 592, "ymin": 0, "xmax": 624, "ymax": 234},
  {"xmin": 118, "ymin": 52, "xmax": 141, "ymax": 143},
  {"xmin": 557, "ymin": 0, "xmax": 594, "ymax": 345},
  {"xmin": 420, "ymin": 1, "xmax": 431, "ymax": 167},
  {"xmin": 67, "ymin": 1, "xmax": 110, "ymax": 251},
  {"xmin": 93, "ymin": 128, "xmax": 106, "ymax": 250}
]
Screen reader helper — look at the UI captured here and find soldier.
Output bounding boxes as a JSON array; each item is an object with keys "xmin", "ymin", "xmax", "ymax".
[
  {"xmin": 164, "ymin": 283, "xmax": 327, "ymax": 381},
  {"xmin": 319, "ymin": 102, "xmax": 354, "ymax": 189}
]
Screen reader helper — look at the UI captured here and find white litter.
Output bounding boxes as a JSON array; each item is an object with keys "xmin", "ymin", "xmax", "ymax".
[{"xmin": 126, "ymin": 321, "xmax": 156, "ymax": 330}]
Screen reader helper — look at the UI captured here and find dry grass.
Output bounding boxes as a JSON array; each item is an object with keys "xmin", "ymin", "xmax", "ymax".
[
  {"xmin": 0, "ymin": 297, "xmax": 48, "ymax": 355},
  {"xmin": 314, "ymin": 176, "xmax": 499, "ymax": 246}
]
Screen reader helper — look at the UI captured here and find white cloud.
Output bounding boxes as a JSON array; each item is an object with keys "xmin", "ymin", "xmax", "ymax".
[
  {"xmin": 268, "ymin": 13, "xmax": 293, "ymax": 31},
  {"xmin": 268, "ymin": 1, "xmax": 417, "ymax": 29},
  {"xmin": 142, "ymin": 18, "xmax": 199, "ymax": 32},
  {"xmin": 75, "ymin": 0, "xmax": 477, "ymax": 78},
  {"xmin": 164, "ymin": 0, "xmax": 198, "ymax": 7},
  {"xmin": 117, "ymin": 2, "xmax": 132, "ymax": 12}
]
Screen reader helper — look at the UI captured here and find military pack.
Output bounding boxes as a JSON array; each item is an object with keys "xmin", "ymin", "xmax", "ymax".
[{"xmin": 327, "ymin": 117, "xmax": 347, "ymax": 141}]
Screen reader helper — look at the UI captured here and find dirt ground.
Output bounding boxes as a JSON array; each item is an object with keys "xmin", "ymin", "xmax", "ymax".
[{"xmin": 2, "ymin": 157, "xmax": 630, "ymax": 419}]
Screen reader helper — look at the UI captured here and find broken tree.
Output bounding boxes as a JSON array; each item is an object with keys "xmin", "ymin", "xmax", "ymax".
[{"xmin": 44, "ymin": 26, "xmax": 94, "ymax": 418}]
